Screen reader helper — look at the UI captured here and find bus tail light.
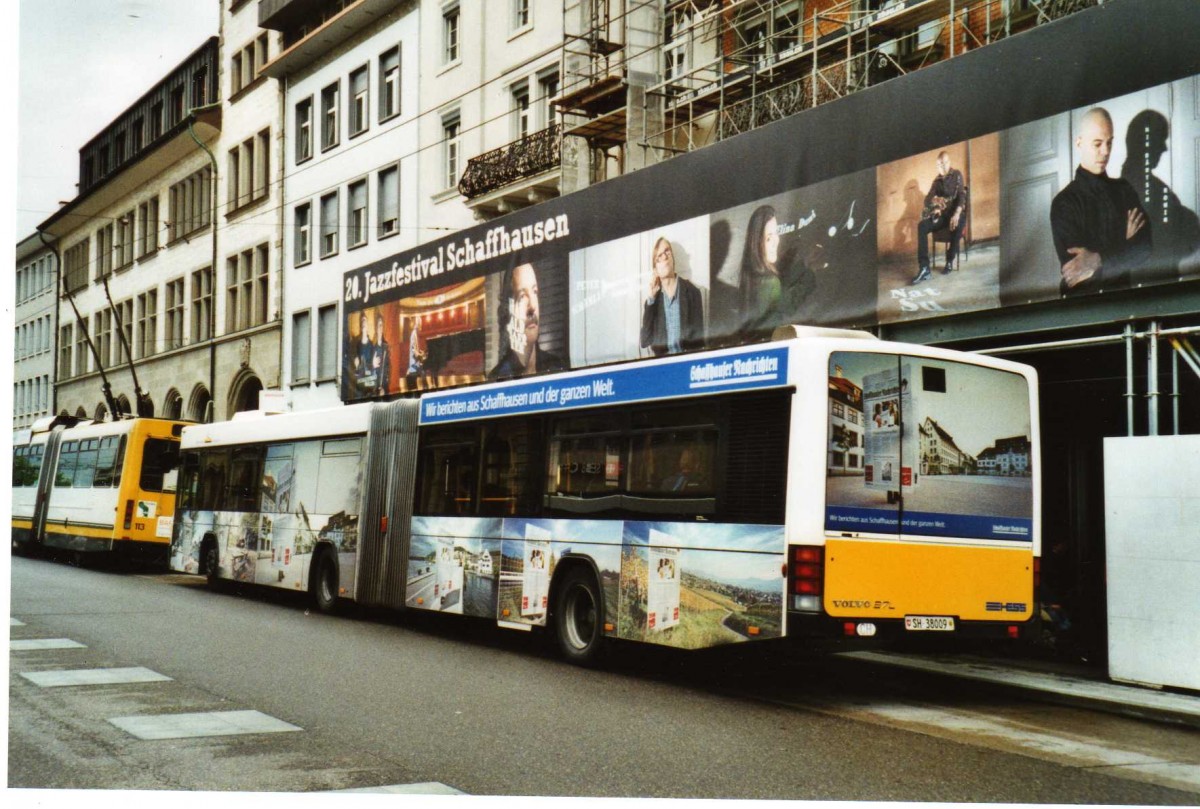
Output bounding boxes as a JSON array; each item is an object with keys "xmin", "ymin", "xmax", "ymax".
[
  {"xmin": 1033, "ymin": 556, "xmax": 1041, "ymax": 590},
  {"xmin": 789, "ymin": 545, "xmax": 824, "ymax": 613},
  {"xmin": 123, "ymin": 500, "xmax": 134, "ymax": 530}
]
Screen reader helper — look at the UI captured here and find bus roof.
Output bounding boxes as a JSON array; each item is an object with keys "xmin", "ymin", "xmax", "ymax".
[{"xmin": 180, "ymin": 403, "xmax": 375, "ymax": 450}]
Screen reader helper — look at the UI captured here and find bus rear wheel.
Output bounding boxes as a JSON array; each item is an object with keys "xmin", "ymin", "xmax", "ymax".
[
  {"xmin": 311, "ymin": 551, "xmax": 340, "ymax": 615},
  {"xmin": 202, "ymin": 539, "xmax": 222, "ymax": 590},
  {"xmin": 554, "ymin": 567, "xmax": 605, "ymax": 666}
]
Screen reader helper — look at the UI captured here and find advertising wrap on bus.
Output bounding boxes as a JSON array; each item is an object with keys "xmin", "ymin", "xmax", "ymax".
[
  {"xmin": 419, "ymin": 345, "xmax": 788, "ymax": 424},
  {"xmin": 825, "ymin": 351, "xmax": 1034, "ymax": 543},
  {"xmin": 340, "ymin": 1, "xmax": 1199, "ymax": 403}
]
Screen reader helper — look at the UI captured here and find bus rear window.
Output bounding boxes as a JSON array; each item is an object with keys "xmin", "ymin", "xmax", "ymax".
[{"xmin": 141, "ymin": 438, "xmax": 181, "ymax": 493}]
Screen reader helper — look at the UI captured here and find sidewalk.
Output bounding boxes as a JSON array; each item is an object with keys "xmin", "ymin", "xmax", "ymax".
[{"xmin": 838, "ymin": 649, "xmax": 1200, "ymax": 729}]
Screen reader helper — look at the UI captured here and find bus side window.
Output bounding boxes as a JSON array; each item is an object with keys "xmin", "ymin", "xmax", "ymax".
[
  {"xmin": 73, "ymin": 439, "xmax": 100, "ymax": 488},
  {"xmin": 93, "ymin": 437, "xmax": 120, "ymax": 488},
  {"xmin": 55, "ymin": 441, "xmax": 78, "ymax": 488},
  {"xmin": 178, "ymin": 453, "xmax": 201, "ymax": 510},
  {"xmin": 479, "ymin": 419, "xmax": 539, "ymax": 517},
  {"xmin": 13, "ymin": 446, "xmax": 41, "ymax": 487},
  {"xmin": 628, "ymin": 429, "xmax": 717, "ymax": 498},
  {"xmin": 199, "ymin": 451, "xmax": 229, "ymax": 510},
  {"xmin": 140, "ymin": 438, "xmax": 181, "ymax": 493},
  {"xmin": 547, "ymin": 415, "xmax": 622, "ymax": 499},
  {"xmin": 416, "ymin": 428, "xmax": 478, "ymax": 516},
  {"xmin": 227, "ymin": 447, "xmax": 263, "ymax": 512}
]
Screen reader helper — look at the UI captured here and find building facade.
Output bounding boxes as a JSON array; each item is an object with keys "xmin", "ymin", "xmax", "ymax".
[
  {"xmin": 42, "ymin": 38, "xmax": 226, "ymax": 423},
  {"xmin": 14, "ymin": 234, "xmax": 58, "ymax": 429},
  {"xmin": 259, "ymin": 0, "xmax": 421, "ymax": 411}
]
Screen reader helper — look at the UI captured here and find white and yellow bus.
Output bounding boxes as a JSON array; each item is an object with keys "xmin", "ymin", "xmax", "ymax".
[
  {"xmin": 171, "ymin": 327, "xmax": 1039, "ymax": 664},
  {"xmin": 12, "ymin": 416, "xmax": 185, "ymax": 566}
]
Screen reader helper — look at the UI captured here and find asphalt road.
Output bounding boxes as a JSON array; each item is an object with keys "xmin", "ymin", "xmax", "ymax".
[{"xmin": 9, "ymin": 555, "xmax": 1200, "ymax": 802}]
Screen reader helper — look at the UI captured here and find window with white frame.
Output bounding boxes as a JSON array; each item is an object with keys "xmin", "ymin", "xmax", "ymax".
[
  {"xmin": 115, "ymin": 209, "xmax": 134, "ymax": 269},
  {"xmin": 317, "ymin": 304, "xmax": 337, "ymax": 380},
  {"xmin": 136, "ymin": 288, "xmax": 158, "ymax": 359},
  {"xmin": 512, "ymin": 0, "xmax": 530, "ymax": 31},
  {"xmin": 115, "ymin": 299, "xmax": 133, "ymax": 365},
  {"xmin": 379, "ymin": 46, "xmax": 400, "ymax": 121},
  {"xmin": 138, "ymin": 195, "xmax": 160, "ymax": 257},
  {"xmin": 228, "ymin": 129, "xmax": 270, "ymax": 210},
  {"xmin": 165, "ymin": 278, "xmax": 185, "ymax": 351},
  {"xmin": 168, "ymin": 167, "xmax": 212, "ymax": 242},
  {"xmin": 291, "ymin": 309, "xmax": 311, "ymax": 383},
  {"xmin": 191, "ymin": 266, "xmax": 213, "ymax": 343},
  {"xmin": 348, "ymin": 180, "xmax": 368, "ymax": 248},
  {"xmin": 322, "ymin": 81, "xmax": 340, "ymax": 150},
  {"xmin": 443, "ymin": 4, "xmax": 460, "ymax": 64},
  {"xmin": 443, "ymin": 112, "xmax": 461, "ymax": 189},
  {"xmin": 255, "ymin": 128, "xmax": 270, "ymax": 200},
  {"xmin": 295, "ymin": 202, "xmax": 312, "ymax": 265},
  {"xmin": 64, "ymin": 239, "xmax": 89, "ymax": 293},
  {"xmin": 74, "ymin": 323, "xmax": 89, "ymax": 376},
  {"xmin": 96, "ymin": 223, "xmax": 114, "ymax": 280},
  {"xmin": 226, "ymin": 246, "xmax": 270, "ymax": 333},
  {"xmin": 538, "ymin": 70, "xmax": 559, "ymax": 128},
  {"xmin": 377, "ymin": 165, "xmax": 399, "ymax": 238},
  {"xmin": 295, "ymin": 97, "xmax": 313, "ymax": 163},
  {"xmin": 350, "ymin": 65, "xmax": 369, "ymax": 137},
  {"xmin": 320, "ymin": 192, "xmax": 339, "ymax": 257},
  {"xmin": 511, "ymin": 81, "xmax": 531, "ymax": 140},
  {"xmin": 94, "ymin": 312, "xmax": 109, "ymax": 369},
  {"xmin": 60, "ymin": 324, "xmax": 73, "ymax": 379}
]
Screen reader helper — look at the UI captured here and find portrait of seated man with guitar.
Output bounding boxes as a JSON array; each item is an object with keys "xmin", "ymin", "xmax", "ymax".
[{"xmin": 911, "ymin": 150, "xmax": 966, "ymax": 284}]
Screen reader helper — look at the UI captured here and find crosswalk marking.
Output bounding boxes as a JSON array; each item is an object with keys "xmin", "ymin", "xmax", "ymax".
[
  {"xmin": 20, "ymin": 667, "xmax": 173, "ymax": 688},
  {"xmin": 11, "ymin": 638, "xmax": 87, "ymax": 651},
  {"xmin": 108, "ymin": 710, "xmax": 303, "ymax": 740}
]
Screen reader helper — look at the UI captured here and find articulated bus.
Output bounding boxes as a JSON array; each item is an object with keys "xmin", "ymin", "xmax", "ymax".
[
  {"xmin": 12, "ymin": 416, "xmax": 185, "ymax": 566},
  {"xmin": 170, "ymin": 327, "xmax": 1039, "ymax": 663}
]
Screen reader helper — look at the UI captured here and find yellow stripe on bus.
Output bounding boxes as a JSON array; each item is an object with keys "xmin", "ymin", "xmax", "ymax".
[
  {"xmin": 44, "ymin": 523, "xmax": 117, "ymax": 540},
  {"xmin": 824, "ymin": 538, "xmax": 1033, "ymax": 622},
  {"xmin": 12, "ymin": 518, "xmax": 34, "ymax": 529}
]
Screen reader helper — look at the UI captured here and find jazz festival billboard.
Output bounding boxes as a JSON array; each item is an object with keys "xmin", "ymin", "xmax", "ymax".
[{"xmin": 341, "ymin": 1, "xmax": 1200, "ymax": 403}]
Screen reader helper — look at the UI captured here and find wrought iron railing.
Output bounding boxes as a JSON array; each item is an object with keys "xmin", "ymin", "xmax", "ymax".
[{"xmin": 458, "ymin": 124, "xmax": 561, "ymax": 200}]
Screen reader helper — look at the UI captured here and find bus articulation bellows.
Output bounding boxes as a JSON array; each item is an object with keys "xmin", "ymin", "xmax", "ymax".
[
  {"xmin": 170, "ymin": 327, "xmax": 1039, "ymax": 663},
  {"xmin": 12, "ymin": 415, "xmax": 185, "ymax": 566}
]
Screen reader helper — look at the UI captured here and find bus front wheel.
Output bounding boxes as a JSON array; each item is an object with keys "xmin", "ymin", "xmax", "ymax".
[
  {"xmin": 553, "ymin": 567, "xmax": 605, "ymax": 666},
  {"xmin": 311, "ymin": 551, "xmax": 340, "ymax": 615}
]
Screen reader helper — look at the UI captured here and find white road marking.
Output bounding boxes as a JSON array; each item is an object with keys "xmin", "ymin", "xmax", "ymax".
[
  {"xmin": 11, "ymin": 618, "xmax": 26, "ymax": 626},
  {"xmin": 11, "ymin": 638, "xmax": 87, "ymax": 651},
  {"xmin": 332, "ymin": 783, "xmax": 466, "ymax": 794},
  {"xmin": 20, "ymin": 667, "xmax": 173, "ymax": 688},
  {"xmin": 108, "ymin": 710, "xmax": 302, "ymax": 740},
  {"xmin": 822, "ymin": 699, "xmax": 1200, "ymax": 794}
]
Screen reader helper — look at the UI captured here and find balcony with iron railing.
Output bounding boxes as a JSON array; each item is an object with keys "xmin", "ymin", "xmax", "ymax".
[{"xmin": 458, "ymin": 124, "xmax": 562, "ymax": 214}]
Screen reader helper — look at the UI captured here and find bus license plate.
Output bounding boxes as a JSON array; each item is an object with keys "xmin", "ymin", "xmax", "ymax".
[{"xmin": 904, "ymin": 616, "xmax": 955, "ymax": 632}]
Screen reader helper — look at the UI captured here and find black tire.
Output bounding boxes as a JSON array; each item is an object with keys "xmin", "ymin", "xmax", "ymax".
[
  {"xmin": 203, "ymin": 538, "xmax": 222, "ymax": 590},
  {"xmin": 553, "ymin": 566, "xmax": 605, "ymax": 666},
  {"xmin": 311, "ymin": 550, "xmax": 340, "ymax": 615}
]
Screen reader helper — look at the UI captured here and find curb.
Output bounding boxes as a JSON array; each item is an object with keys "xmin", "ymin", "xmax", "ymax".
[{"xmin": 837, "ymin": 650, "xmax": 1200, "ymax": 729}]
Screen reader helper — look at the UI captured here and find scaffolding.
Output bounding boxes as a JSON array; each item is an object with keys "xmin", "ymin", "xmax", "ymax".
[{"xmin": 555, "ymin": 0, "xmax": 1100, "ymax": 178}]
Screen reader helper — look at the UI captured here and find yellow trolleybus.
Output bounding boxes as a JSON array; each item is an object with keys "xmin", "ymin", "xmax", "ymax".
[{"xmin": 13, "ymin": 415, "xmax": 185, "ymax": 566}]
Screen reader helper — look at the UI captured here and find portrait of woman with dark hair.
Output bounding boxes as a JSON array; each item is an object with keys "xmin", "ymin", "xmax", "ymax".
[
  {"xmin": 738, "ymin": 204, "xmax": 817, "ymax": 337},
  {"xmin": 640, "ymin": 236, "xmax": 705, "ymax": 356},
  {"xmin": 739, "ymin": 205, "xmax": 781, "ymax": 331}
]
